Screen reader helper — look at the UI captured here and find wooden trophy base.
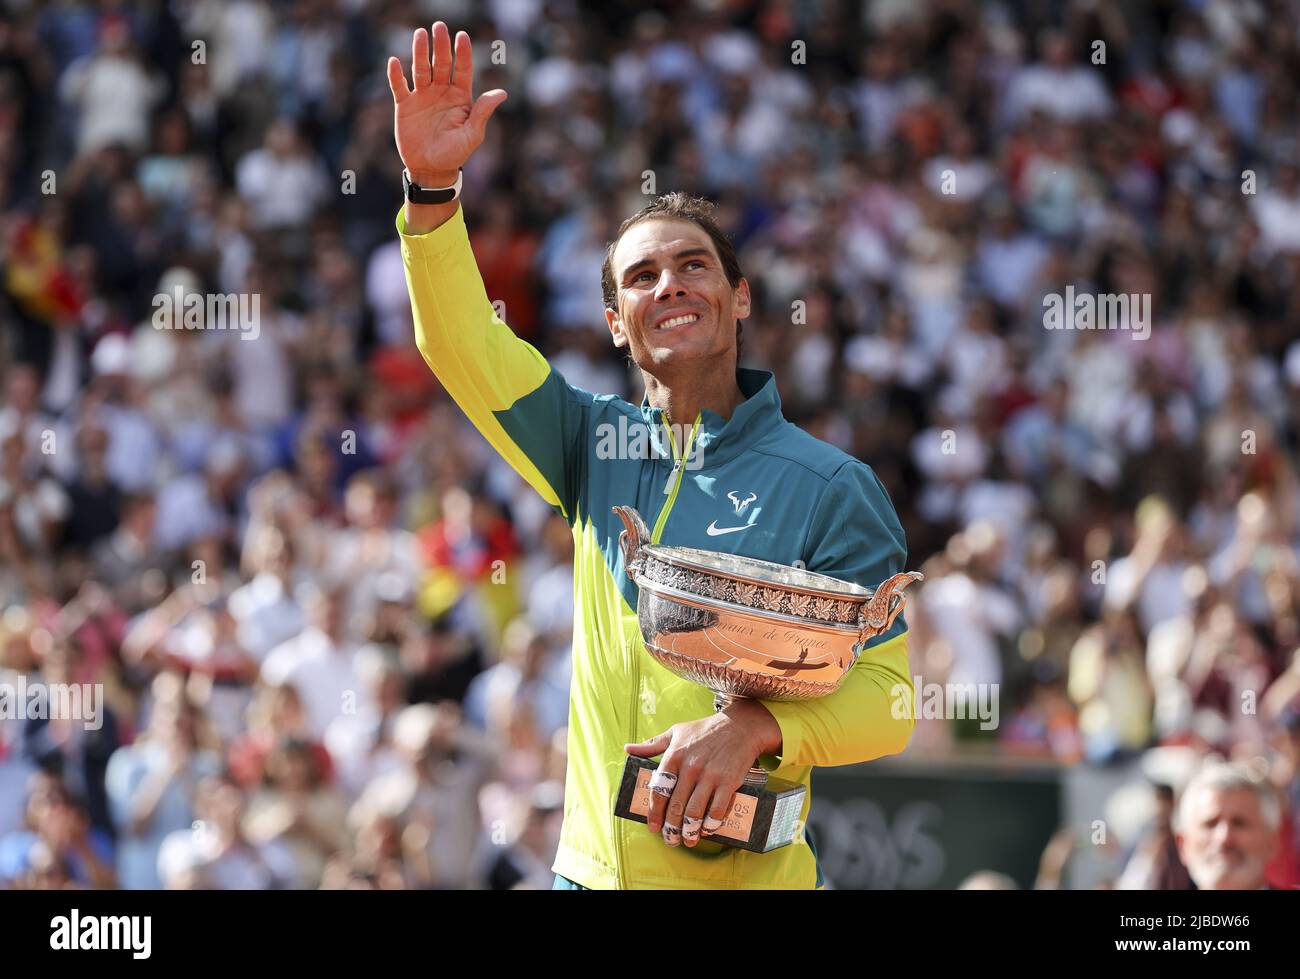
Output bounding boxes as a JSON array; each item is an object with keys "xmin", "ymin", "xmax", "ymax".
[{"xmin": 614, "ymin": 755, "xmax": 806, "ymax": 853}]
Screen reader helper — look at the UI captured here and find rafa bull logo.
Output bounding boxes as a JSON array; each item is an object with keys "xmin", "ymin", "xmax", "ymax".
[{"xmin": 728, "ymin": 491, "xmax": 758, "ymax": 515}]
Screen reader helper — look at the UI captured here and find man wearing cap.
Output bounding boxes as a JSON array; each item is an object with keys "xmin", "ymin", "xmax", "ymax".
[{"xmin": 388, "ymin": 23, "xmax": 915, "ymax": 889}]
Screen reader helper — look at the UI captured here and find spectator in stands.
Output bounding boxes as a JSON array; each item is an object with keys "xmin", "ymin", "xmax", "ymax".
[{"xmin": 1175, "ymin": 762, "xmax": 1281, "ymax": 890}]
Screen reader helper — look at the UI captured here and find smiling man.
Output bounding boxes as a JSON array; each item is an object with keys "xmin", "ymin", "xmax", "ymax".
[{"xmin": 389, "ymin": 22, "xmax": 915, "ymax": 889}]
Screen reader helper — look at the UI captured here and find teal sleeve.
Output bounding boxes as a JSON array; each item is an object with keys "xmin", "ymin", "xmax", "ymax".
[
  {"xmin": 801, "ymin": 460, "xmax": 909, "ymax": 645},
  {"xmin": 761, "ymin": 462, "xmax": 916, "ymax": 768}
]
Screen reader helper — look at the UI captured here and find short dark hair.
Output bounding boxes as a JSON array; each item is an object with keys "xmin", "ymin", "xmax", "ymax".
[{"xmin": 600, "ymin": 192, "xmax": 746, "ymax": 357}]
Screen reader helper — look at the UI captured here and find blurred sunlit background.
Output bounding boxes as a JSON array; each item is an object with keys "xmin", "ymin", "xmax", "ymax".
[{"xmin": 2, "ymin": 0, "xmax": 1300, "ymax": 889}]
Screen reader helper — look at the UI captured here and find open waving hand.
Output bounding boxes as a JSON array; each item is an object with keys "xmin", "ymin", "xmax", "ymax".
[{"xmin": 387, "ymin": 22, "xmax": 506, "ymax": 227}]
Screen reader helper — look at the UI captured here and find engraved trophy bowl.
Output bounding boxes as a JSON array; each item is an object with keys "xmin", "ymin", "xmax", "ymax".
[{"xmin": 611, "ymin": 504, "xmax": 923, "ymax": 853}]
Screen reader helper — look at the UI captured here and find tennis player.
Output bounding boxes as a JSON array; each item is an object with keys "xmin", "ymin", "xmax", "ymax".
[{"xmin": 388, "ymin": 22, "xmax": 915, "ymax": 889}]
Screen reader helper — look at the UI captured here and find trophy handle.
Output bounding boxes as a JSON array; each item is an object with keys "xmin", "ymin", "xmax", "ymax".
[
  {"xmin": 857, "ymin": 571, "xmax": 924, "ymax": 645},
  {"xmin": 612, "ymin": 505, "xmax": 651, "ymax": 577}
]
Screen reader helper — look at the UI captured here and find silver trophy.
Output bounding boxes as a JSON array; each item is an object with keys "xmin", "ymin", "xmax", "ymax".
[{"xmin": 612, "ymin": 505, "xmax": 922, "ymax": 852}]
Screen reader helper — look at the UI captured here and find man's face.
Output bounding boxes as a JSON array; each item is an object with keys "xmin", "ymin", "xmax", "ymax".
[
  {"xmin": 1176, "ymin": 786, "xmax": 1276, "ymax": 890},
  {"xmin": 605, "ymin": 218, "xmax": 750, "ymax": 374}
]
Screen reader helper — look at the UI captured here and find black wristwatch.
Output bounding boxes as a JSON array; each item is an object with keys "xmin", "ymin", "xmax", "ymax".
[{"xmin": 402, "ymin": 168, "xmax": 463, "ymax": 205}]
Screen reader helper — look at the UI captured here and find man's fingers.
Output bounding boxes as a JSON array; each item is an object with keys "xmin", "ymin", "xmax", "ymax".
[
  {"xmin": 644, "ymin": 760, "xmax": 676, "ymax": 833},
  {"xmin": 681, "ymin": 782, "xmax": 715, "ymax": 847},
  {"xmin": 656, "ymin": 756, "xmax": 703, "ymax": 846},
  {"xmin": 386, "ymin": 57, "xmax": 410, "ymax": 102},
  {"xmin": 467, "ymin": 90, "xmax": 508, "ymax": 140},
  {"xmin": 451, "ymin": 30, "xmax": 473, "ymax": 93},
  {"xmin": 704, "ymin": 786, "xmax": 738, "ymax": 837},
  {"xmin": 645, "ymin": 747, "xmax": 687, "ymax": 836},
  {"xmin": 411, "ymin": 29, "xmax": 431, "ymax": 89},
  {"xmin": 624, "ymin": 728, "xmax": 671, "ymax": 758},
  {"xmin": 431, "ymin": 21, "xmax": 453, "ymax": 84},
  {"xmin": 661, "ymin": 783, "xmax": 689, "ymax": 848}
]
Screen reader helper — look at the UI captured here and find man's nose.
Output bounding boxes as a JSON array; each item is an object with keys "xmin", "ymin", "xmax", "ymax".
[
  {"xmin": 1211, "ymin": 821, "xmax": 1238, "ymax": 850},
  {"xmin": 654, "ymin": 270, "xmax": 687, "ymax": 300}
]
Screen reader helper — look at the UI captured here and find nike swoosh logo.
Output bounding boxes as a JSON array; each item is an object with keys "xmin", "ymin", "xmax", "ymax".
[{"xmin": 706, "ymin": 521, "xmax": 754, "ymax": 536}]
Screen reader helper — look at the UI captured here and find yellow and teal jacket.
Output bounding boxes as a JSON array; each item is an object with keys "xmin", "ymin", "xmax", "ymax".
[{"xmin": 398, "ymin": 206, "xmax": 915, "ymax": 889}]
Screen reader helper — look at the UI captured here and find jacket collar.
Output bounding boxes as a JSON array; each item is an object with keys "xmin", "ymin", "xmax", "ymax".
[{"xmin": 641, "ymin": 368, "xmax": 785, "ymax": 467}]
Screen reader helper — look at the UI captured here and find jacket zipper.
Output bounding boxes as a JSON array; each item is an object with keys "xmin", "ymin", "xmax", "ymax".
[
  {"xmin": 617, "ymin": 413, "xmax": 701, "ymax": 888},
  {"xmin": 651, "ymin": 415, "xmax": 701, "ymax": 543}
]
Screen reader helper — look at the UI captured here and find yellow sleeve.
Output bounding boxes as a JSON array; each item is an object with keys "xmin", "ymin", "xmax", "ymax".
[
  {"xmin": 397, "ymin": 206, "xmax": 591, "ymax": 518},
  {"xmin": 762, "ymin": 630, "xmax": 916, "ymax": 768}
]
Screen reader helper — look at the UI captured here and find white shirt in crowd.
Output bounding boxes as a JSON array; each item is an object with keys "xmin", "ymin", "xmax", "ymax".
[
  {"xmin": 324, "ymin": 708, "xmax": 404, "ymax": 800},
  {"xmin": 261, "ymin": 629, "xmax": 370, "ymax": 739},
  {"xmin": 228, "ymin": 573, "xmax": 306, "ymax": 662},
  {"xmin": 1103, "ymin": 558, "xmax": 1193, "ymax": 636},
  {"xmin": 1250, "ymin": 186, "xmax": 1300, "ymax": 256},
  {"xmin": 60, "ymin": 54, "xmax": 164, "ymax": 155},
  {"xmin": 920, "ymin": 572, "xmax": 1022, "ymax": 688},
  {"xmin": 364, "ymin": 241, "xmax": 413, "ymax": 347},
  {"xmin": 1003, "ymin": 63, "xmax": 1112, "ymax": 124},
  {"xmin": 235, "ymin": 149, "xmax": 328, "ymax": 230}
]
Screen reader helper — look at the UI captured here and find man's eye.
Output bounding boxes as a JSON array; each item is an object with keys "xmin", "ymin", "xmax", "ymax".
[{"xmin": 629, "ymin": 262, "xmax": 703, "ymax": 284}]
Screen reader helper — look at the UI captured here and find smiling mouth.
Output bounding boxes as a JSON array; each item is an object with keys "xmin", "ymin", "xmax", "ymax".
[{"xmin": 654, "ymin": 313, "xmax": 700, "ymax": 331}]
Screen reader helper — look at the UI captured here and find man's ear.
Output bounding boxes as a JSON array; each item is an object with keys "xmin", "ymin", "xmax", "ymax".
[
  {"xmin": 605, "ymin": 306, "xmax": 628, "ymax": 349},
  {"xmin": 733, "ymin": 278, "xmax": 752, "ymax": 321}
]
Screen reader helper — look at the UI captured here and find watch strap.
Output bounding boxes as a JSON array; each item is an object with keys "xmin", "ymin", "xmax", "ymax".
[{"xmin": 403, "ymin": 168, "xmax": 462, "ymax": 205}]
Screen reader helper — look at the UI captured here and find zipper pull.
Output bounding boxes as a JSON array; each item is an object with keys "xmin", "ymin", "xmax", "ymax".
[{"xmin": 663, "ymin": 458, "xmax": 682, "ymax": 495}]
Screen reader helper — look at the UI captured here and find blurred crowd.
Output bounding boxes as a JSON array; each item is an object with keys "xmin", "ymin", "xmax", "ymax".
[{"xmin": 2, "ymin": 0, "xmax": 1300, "ymax": 889}]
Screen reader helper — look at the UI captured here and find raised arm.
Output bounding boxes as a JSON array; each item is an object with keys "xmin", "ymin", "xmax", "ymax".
[{"xmin": 389, "ymin": 24, "xmax": 590, "ymax": 519}]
